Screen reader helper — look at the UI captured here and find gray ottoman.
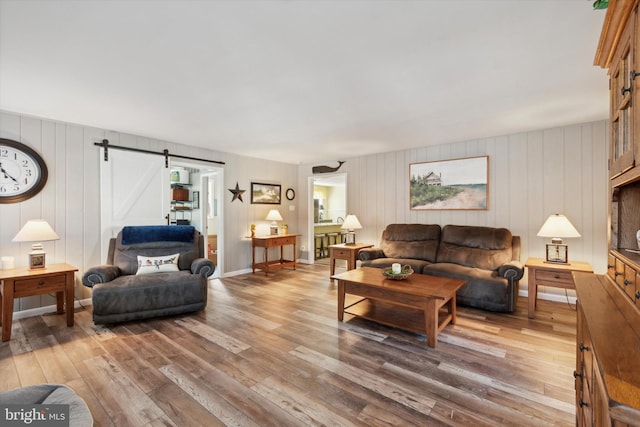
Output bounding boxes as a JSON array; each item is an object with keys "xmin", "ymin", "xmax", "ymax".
[{"xmin": 0, "ymin": 384, "xmax": 93, "ymax": 426}]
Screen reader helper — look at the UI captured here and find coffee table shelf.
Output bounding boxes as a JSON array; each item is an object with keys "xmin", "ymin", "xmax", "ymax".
[
  {"xmin": 333, "ymin": 267, "xmax": 465, "ymax": 347},
  {"xmin": 344, "ymin": 298, "xmax": 454, "ymax": 337}
]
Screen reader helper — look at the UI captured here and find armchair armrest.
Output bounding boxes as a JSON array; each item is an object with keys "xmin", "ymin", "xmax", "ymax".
[
  {"xmin": 498, "ymin": 261, "xmax": 524, "ymax": 281},
  {"xmin": 191, "ymin": 258, "xmax": 216, "ymax": 278},
  {"xmin": 82, "ymin": 265, "xmax": 121, "ymax": 287},
  {"xmin": 358, "ymin": 248, "xmax": 386, "ymax": 261}
]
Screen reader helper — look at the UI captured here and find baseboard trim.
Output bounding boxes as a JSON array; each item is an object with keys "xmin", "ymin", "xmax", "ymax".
[
  {"xmin": 10, "ymin": 298, "xmax": 93, "ymax": 321},
  {"xmin": 9, "ymin": 288, "xmax": 575, "ymax": 321},
  {"xmin": 519, "ymin": 289, "xmax": 577, "ymax": 304},
  {"xmin": 222, "ymin": 259, "xmax": 311, "ymax": 276},
  {"xmin": 221, "ymin": 268, "xmax": 253, "ymax": 277}
]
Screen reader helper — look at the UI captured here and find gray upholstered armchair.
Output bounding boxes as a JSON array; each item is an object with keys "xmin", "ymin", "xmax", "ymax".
[{"xmin": 82, "ymin": 225, "xmax": 215, "ymax": 324}]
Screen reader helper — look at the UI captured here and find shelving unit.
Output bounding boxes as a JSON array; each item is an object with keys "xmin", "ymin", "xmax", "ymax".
[
  {"xmin": 574, "ymin": 3, "xmax": 640, "ymax": 425},
  {"xmin": 170, "ymin": 183, "xmax": 195, "ymax": 225}
]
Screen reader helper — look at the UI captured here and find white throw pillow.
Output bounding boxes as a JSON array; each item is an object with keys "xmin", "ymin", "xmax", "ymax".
[{"xmin": 136, "ymin": 253, "xmax": 180, "ymax": 275}]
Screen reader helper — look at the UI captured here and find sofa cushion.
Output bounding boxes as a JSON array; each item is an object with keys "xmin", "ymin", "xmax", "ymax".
[
  {"xmin": 436, "ymin": 225, "xmax": 513, "ymax": 271},
  {"xmin": 92, "ymin": 271, "xmax": 206, "ymax": 317},
  {"xmin": 122, "ymin": 225, "xmax": 195, "ymax": 244},
  {"xmin": 423, "ymin": 262, "xmax": 513, "ymax": 312},
  {"xmin": 113, "ymin": 233, "xmax": 199, "ymax": 275},
  {"xmin": 380, "ymin": 224, "xmax": 441, "ymax": 262},
  {"xmin": 361, "ymin": 257, "xmax": 433, "ymax": 274},
  {"xmin": 136, "ymin": 253, "xmax": 180, "ymax": 275}
]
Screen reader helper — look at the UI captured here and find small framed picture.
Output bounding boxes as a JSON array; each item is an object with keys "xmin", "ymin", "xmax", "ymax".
[
  {"xmin": 29, "ymin": 253, "xmax": 46, "ymax": 269},
  {"xmin": 251, "ymin": 182, "xmax": 281, "ymax": 204},
  {"xmin": 192, "ymin": 191, "xmax": 200, "ymax": 209}
]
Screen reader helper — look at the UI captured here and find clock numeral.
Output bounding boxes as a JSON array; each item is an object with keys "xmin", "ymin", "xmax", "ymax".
[
  {"xmin": 0, "ymin": 149, "xmax": 7, "ymax": 157},
  {"xmin": 24, "ymin": 169, "xmax": 32, "ymax": 177},
  {"xmin": 21, "ymin": 160, "xmax": 30, "ymax": 167}
]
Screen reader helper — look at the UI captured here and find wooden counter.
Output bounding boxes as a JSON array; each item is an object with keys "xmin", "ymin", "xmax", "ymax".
[{"xmin": 574, "ymin": 272, "xmax": 640, "ymax": 425}]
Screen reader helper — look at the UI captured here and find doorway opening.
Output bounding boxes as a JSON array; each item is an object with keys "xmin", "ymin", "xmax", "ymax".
[
  {"xmin": 307, "ymin": 173, "xmax": 347, "ymax": 264},
  {"xmin": 171, "ymin": 160, "xmax": 224, "ymax": 278},
  {"xmin": 98, "ymin": 148, "xmax": 223, "ymax": 276}
]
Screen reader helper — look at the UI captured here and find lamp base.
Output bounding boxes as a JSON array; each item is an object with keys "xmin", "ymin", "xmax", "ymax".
[
  {"xmin": 344, "ymin": 231, "xmax": 356, "ymax": 245},
  {"xmin": 544, "ymin": 260, "xmax": 571, "ymax": 265},
  {"xmin": 29, "ymin": 251, "xmax": 46, "ymax": 269},
  {"xmin": 545, "ymin": 243, "xmax": 568, "ymax": 264}
]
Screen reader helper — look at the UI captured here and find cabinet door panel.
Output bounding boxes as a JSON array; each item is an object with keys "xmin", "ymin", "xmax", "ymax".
[
  {"xmin": 610, "ymin": 13, "xmax": 635, "ymax": 178},
  {"xmin": 607, "ymin": 254, "xmax": 617, "ymax": 281},
  {"xmin": 623, "ymin": 265, "xmax": 637, "ymax": 300},
  {"xmin": 615, "ymin": 258, "xmax": 627, "ymax": 288}
]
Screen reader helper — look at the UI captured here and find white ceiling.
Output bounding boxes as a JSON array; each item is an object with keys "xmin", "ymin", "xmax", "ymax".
[{"xmin": 0, "ymin": 0, "xmax": 609, "ymax": 165}]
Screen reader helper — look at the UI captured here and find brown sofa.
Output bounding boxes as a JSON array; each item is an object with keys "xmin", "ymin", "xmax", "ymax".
[{"xmin": 358, "ymin": 224, "xmax": 524, "ymax": 312}]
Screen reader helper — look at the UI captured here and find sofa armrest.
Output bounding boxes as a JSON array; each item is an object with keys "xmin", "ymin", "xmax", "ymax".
[
  {"xmin": 82, "ymin": 265, "xmax": 121, "ymax": 287},
  {"xmin": 498, "ymin": 261, "xmax": 524, "ymax": 281},
  {"xmin": 358, "ymin": 248, "xmax": 385, "ymax": 261},
  {"xmin": 191, "ymin": 258, "xmax": 216, "ymax": 278}
]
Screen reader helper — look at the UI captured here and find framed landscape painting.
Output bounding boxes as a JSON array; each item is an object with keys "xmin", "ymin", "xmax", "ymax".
[
  {"xmin": 409, "ymin": 156, "xmax": 489, "ymax": 210},
  {"xmin": 251, "ymin": 182, "xmax": 281, "ymax": 204}
]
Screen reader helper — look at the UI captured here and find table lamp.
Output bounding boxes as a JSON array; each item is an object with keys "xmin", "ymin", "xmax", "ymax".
[
  {"xmin": 12, "ymin": 219, "xmax": 60, "ymax": 269},
  {"xmin": 265, "ymin": 209, "xmax": 283, "ymax": 235},
  {"xmin": 537, "ymin": 214, "xmax": 580, "ymax": 264},
  {"xmin": 341, "ymin": 214, "xmax": 362, "ymax": 245}
]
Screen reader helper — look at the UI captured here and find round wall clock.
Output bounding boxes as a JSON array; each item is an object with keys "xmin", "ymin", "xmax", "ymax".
[
  {"xmin": 285, "ymin": 188, "xmax": 295, "ymax": 200},
  {"xmin": 0, "ymin": 138, "xmax": 48, "ymax": 204}
]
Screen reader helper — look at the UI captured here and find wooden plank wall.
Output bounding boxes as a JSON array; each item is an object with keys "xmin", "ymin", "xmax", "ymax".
[
  {"xmin": 0, "ymin": 110, "xmax": 298, "ymax": 313},
  {"xmin": 0, "ymin": 109, "xmax": 607, "ymax": 311},
  {"xmin": 297, "ymin": 120, "xmax": 609, "ymax": 286}
]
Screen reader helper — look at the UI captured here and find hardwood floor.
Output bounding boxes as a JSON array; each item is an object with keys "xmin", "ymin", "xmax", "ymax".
[{"xmin": 0, "ymin": 263, "xmax": 577, "ymax": 426}]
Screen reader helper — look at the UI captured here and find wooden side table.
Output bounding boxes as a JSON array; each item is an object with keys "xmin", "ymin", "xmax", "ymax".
[
  {"xmin": 525, "ymin": 257, "xmax": 593, "ymax": 319},
  {"xmin": 328, "ymin": 243, "xmax": 373, "ymax": 275},
  {"xmin": 251, "ymin": 234, "xmax": 300, "ymax": 275},
  {"xmin": 0, "ymin": 263, "xmax": 78, "ymax": 341}
]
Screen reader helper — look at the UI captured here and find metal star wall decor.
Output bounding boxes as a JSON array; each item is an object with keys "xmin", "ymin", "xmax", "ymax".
[{"xmin": 228, "ymin": 182, "xmax": 245, "ymax": 202}]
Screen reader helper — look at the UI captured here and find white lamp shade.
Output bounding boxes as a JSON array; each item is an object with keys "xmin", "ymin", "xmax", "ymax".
[
  {"xmin": 341, "ymin": 214, "xmax": 362, "ymax": 230},
  {"xmin": 537, "ymin": 214, "xmax": 581, "ymax": 239},
  {"xmin": 265, "ymin": 209, "xmax": 283, "ymax": 222},
  {"xmin": 12, "ymin": 220, "xmax": 60, "ymax": 243}
]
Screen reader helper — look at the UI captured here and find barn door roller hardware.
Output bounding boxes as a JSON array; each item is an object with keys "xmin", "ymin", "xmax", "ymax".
[{"xmin": 95, "ymin": 139, "xmax": 225, "ymax": 166}]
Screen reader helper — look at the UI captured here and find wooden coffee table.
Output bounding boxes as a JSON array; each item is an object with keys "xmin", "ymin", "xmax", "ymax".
[{"xmin": 332, "ymin": 267, "xmax": 465, "ymax": 347}]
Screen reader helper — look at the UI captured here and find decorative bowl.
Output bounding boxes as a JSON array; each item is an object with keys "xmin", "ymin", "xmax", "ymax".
[{"xmin": 383, "ymin": 265, "xmax": 414, "ymax": 280}]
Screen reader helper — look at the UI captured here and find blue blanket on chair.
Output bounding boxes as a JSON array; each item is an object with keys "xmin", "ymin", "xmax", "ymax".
[{"xmin": 121, "ymin": 225, "xmax": 195, "ymax": 245}]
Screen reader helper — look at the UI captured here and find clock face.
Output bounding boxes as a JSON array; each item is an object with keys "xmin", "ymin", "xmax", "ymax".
[
  {"xmin": 0, "ymin": 139, "xmax": 48, "ymax": 203},
  {"xmin": 286, "ymin": 188, "xmax": 295, "ymax": 200}
]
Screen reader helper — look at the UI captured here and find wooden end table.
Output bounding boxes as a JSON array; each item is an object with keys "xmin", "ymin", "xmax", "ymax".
[
  {"xmin": 251, "ymin": 234, "xmax": 300, "ymax": 275},
  {"xmin": 0, "ymin": 263, "xmax": 78, "ymax": 341},
  {"xmin": 328, "ymin": 243, "xmax": 374, "ymax": 275},
  {"xmin": 333, "ymin": 267, "xmax": 465, "ymax": 347},
  {"xmin": 525, "ymin": 257, "xmax": 593, "ymax": 319}
]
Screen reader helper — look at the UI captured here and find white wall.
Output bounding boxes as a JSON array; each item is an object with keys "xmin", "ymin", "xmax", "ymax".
[
  {"xmin": 0, "ymin": 109, "xmax": 608, "ymax": 313},
  {"xmin": 0, "ymin": 110, "xmax": 297, "ymax": 313},
  {"xmin": 298, "ymin": 120, "xmax": 609, "ymax": 282}
]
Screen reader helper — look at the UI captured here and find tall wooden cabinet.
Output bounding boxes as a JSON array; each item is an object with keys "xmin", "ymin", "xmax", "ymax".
[
  {"xmin": 574, "ymin": 273, "xmax": 640, "ymax": 426},
  {"xmin": 573, "ymin": 1, "xmax": 640, "ymax": 425},
  {"xmin": 597, "ymin": 1, "xmax": 640, "ymax": 180}
]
